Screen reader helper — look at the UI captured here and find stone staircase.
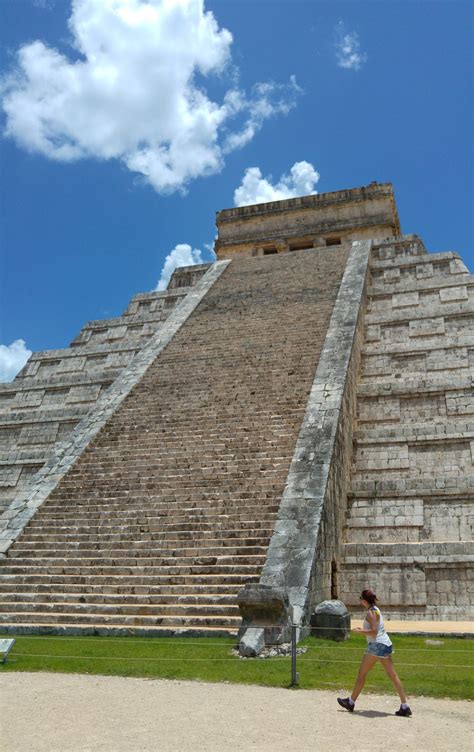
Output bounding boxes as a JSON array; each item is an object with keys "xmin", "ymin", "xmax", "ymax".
[
  {"xmin": 0, "ymin": 248, "xmax": 348, "ymax": 633},
  {"xmin": 341, "ymin": 236, "xmax": 474, "ymax": 619},
  {"xmin": 0, "ymin": 266, "xmax": 209, "ymax": 517}
]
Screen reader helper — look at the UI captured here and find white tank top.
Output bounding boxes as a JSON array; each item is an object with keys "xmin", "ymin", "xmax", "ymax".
[{"xmin": 363, "ymin": 605, "xmax": 392, "ymax": 646}]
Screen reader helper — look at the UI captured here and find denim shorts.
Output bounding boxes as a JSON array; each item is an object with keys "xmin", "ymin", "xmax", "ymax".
[{"xmin": 365, "ymin": 642, "xmax": 393, "ymax": 658}]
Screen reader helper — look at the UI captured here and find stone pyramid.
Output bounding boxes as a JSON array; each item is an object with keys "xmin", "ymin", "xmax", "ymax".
[{"xmin": 0, "ymin": 183, "xmax": 472, "ymax": 640}]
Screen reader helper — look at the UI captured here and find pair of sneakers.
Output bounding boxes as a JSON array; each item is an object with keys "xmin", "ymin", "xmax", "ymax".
[{"xmin": 337, "ymin": 697, "xmax": 412, "ymax": 717}]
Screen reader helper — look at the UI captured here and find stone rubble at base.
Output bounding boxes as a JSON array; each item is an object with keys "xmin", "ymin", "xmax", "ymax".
[{"xmin": 233, "ymin": 643, "xmax": 307, "ymax": 659}]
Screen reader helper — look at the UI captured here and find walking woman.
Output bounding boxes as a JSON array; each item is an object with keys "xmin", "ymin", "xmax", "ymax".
[{"xmin": 337, "ymin": 589, "xmax": 412, "ymax": 717}]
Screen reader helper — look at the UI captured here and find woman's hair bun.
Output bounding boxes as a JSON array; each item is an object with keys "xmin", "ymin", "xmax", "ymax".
[{"xmin": 361, "ymin": 588, "xmax": 377, "ymax": 605}]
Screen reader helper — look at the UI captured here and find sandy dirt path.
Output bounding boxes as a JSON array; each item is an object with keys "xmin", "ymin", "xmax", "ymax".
[{"xmin": 1, "ymin": 672, "xmax": 472, "ymax": 752}]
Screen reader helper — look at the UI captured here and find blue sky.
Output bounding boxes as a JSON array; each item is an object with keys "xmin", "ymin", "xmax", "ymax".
[{"xmin": 0, "ymin": 0, "xmax": 472, "ymax": 379}]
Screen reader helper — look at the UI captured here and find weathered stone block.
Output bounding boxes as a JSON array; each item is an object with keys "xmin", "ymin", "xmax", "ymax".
[
  {"xmin": 439, "ymin": 286, "xmax": 468, "ymax": 303},
  {"xmin": 449, "ymin": 258, "xmax": 468, "ymax": 275},
  {"xmin": 416, "ymin": 263, "xmax": 433, "ymax": 279},
  {"xmin": 0, "ymin": 466, "xmax": 22, "ymax": 488},
  {"xmin": 384, "ymin": 268, "xmax": 400, "ymax": 282},
  {"xmin": 310, "ymin": 600, "xmax": 350, "ymax": 641},
  {"xmin": 239, "ymin": 628, "xmax": 265, "ymax": 657},
  {"xmin": 392, "ymin": 291, "xmax": 419, "ymax": 308},
  {"xmin": 237, "ymin": 583, "xmax": 290, "ymax": 628},
  {"xmin": 409, "ymin": 317, "xmax": 445, "ymax": 337}
]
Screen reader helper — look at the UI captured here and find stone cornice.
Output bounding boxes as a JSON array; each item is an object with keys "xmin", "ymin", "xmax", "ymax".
[{"xmin": 217, "ymin": 183, "xmax": 398, "ymax": 224}]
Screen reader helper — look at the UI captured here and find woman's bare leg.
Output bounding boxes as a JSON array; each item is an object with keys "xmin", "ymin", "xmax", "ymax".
[
  {"xmin": 380, "ymin": 656, "xmax": 407, "ymax": 703},
  {"xmin": 351, "ymin": 654, "xmax": 379, "ymax": 702}
]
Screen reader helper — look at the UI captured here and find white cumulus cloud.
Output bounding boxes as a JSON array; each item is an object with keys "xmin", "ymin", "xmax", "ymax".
[
  {"xmin": 0, "ymin": 339, "xmax": 32, "ymax": 383},
  {"xmin": 155, "ymin": 243, "xmax": 203, "ymax": 290},
  {"xmin": 334, "ymin": 22, "xmax": 367, "ymax": 71},
  {"xmin": 222, "ymin": 76, "xmax": 302, "ymax": 153},
  {"xmin": 234, "ymin": 161, "xmax": 320, "ymax": 207},
  {"xmin": 1, "ymin": 0, "xmax": 300, "ymax": 194}
]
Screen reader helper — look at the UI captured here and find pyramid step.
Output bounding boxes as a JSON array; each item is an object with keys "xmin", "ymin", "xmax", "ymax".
[
  {"xmin": 33, "ymin": 490, "xmax": 281, "ymax": 503},
  {"xmin": 18, "ymin": 528, "xmax": 273, "ymax": 542},
  {"xmin": 36, "ymin": 501, "xmax": 276, "ymax": 516},
  {"xmin": 50, "ymin": 479, "xmax": 287, "ymax": 489},
  {"xmin": 0, "ymin": 573, "xmax": 258, "ymax": 586},
  {"xmin": 0, "ymin": 562, "xmax": 263, "ymax": 576},
  {"xmin": 0, "ymin": 582, "xmax": 243, "ymax": 596},
  {"xmin": 55, "ymin": 461, "xmax": 290, "ymax": 473},
  {"xmin": 0, "ymin": 622, "xmax": 237, "ymax": 636},
  {"xmin": 24, "ymin": 512, "xmax": 278, "ymax": 533},
  {"xmin": 19, "ymin": 524, "xmax": 271, "ymax": 535},
  {"xmin": 2, "ymin": 554, "xmax": 266, "ymax": 568},
  {"xmin": 31, "ymin": 510, "xmax": 274, "ymax": 522},
  {"xmin": 0, "ymin": 591, "xmax": 238, "ymax": 606},
  {"xmin": 17, "ymin": 523, "xmax": 274, "ymax": 541},
  {"xmin": 8, "ymin": 545, "xmax": 268, "ymax": 559},
  {"xmin": 10, "ymin": 537, "xmax": 270, "ymax": 553},
  {"xmin": 0, "ymin": 601, "xmax": 240, "ymax": 617},
  {"xmin": 0, "ymin": 611, "xmax": 241, "ymax": 628},
  {"xmin": 23, "ymin": 514, "xmax": 277, "ymax": 529},
  {"xmin": 32, "ymin": 504, "xmax": 280, "ymax": 519},
  {"xmin": 44, "ymin": 488, "xmax": 281, "ymax": 500}
]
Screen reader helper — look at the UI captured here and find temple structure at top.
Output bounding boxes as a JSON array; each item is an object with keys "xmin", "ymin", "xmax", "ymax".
[{"xmin": 215, "ymin": 182, "xmax": 400, "ymax": 257}]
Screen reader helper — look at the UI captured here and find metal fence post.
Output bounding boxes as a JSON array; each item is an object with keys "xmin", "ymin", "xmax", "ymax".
[{"xmin": 290, "ymin": 624, "xmax": 299, "ymax": 686}]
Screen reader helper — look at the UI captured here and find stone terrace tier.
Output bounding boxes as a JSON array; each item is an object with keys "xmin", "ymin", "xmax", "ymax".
[
  {"xmin": 0, "ymin": 266, "xmax": 209, "ymax": 517},
  {"xmin": 340, "ymin": 236, "xmax": 474, "ymax": 620},
  {"xmin": 0, "ymin": 248, "xmax": 348, "ymax": 634}
]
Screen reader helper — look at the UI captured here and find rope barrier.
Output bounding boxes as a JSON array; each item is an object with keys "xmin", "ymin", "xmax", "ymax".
[
  {"xmin": 9, "ymin": 652, "xmax": 472, "ymax": 669},
  {"xmin": 12, "ymin": 653, "xmax": 239, "ymax": 662},
  {"xmin": 1, "ymin": 636, "xmax": 237, "ymax": 647},
  {"xmin": 299, "ymin": 657, "xmax": 473, "ymax": 669},
  {"xmin": 2, "ymin": 633, "xmax": 472, "ymax": 653},
  {"xmin": 302, "ymin": 645, "xmax": 474, "ymax": 653}
]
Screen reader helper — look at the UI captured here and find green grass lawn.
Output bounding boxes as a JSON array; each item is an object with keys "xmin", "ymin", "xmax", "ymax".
[{"xmin": 1, "ymin": 633, "xmax": 472, "ymax": 701}]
